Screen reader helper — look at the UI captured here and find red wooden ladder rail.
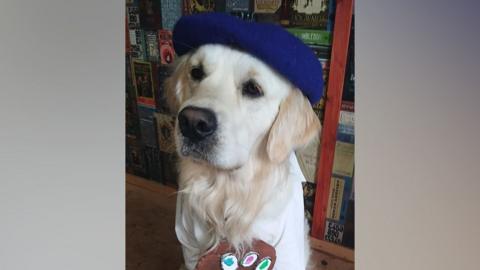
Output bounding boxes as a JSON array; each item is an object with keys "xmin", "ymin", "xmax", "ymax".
[{"xmin": 311, "ymin": 0, "xmax": 354, "ymax": 239}]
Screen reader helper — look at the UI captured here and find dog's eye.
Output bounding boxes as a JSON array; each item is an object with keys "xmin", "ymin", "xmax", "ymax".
[
  {"xmin": 190, "ymin": 66, "xmax": 205, "ymax": 81},
  {"xmin": 242, "ymin": 80, "xmax": 263, "ymax": 98}
]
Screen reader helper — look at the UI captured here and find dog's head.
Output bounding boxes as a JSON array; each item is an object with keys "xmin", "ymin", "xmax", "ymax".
[{"xmin": 165, "ymin": 44, "xmax": 321, "ymax": 170}]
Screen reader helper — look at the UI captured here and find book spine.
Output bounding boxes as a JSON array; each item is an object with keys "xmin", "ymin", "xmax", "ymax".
[
  {"xmin": 155, "ymin": 65, "xmax": 173, "ymax": 113},
  {"xmin": 226, "ymin": 0, "xmax": 251, "ymax": 13},
  {"xmin": 140, "ymin": 118, "xmax": 158, "ymax": 148},
  {"xmin": 154, "ymin": 112, "xmax": 177, "ymax": 154},
  {"xmin": 126, "ymin": 136, "xmax": 148, "ymax": 177},
  {"xmin": 139, "ymin": 0, "xmax": 163, "ymax": 29},
  {"xmin": 145, "ymin": 31, "xmax": 160, "ymax": 62},
  {"xmin": 127, "ymin": 6, "xmax": 141, "ymax": 29},
  {"xmin": 289, "ymin": 0, "xmax": 330, "ymax": 29},
  {"xmin": 183, "ymin": 0, "xmax": 216, "ymax": 15},
  {"xmin": 158, "ymin": 30, "xmax": 175, "ymax": 65},
  {"xmin": 144, "ymin": 146, "xmax": 163, "ymax": 182},
  {"xmin": 287, "ymin": 28, "xmax": 332, "ymax": 46},
  {"xmin": 133, "ymin": 60, "xmax": 155, "ymax": 107},
  {"xmin": 129, "ymin": 29, "xmax": 147, "ymax": 61},
  {"xmin": 160, "ymin": 0, "xmax": 182, "ymax": 31},
  {"xmin": 336, "ymin": 110, "xmax": 354, "ymax": 143}
]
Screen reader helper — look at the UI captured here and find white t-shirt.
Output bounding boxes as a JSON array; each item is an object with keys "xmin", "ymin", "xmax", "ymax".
[{"xmin": 175, "ymin": 153, "xmax": 308, "ymax": 270}]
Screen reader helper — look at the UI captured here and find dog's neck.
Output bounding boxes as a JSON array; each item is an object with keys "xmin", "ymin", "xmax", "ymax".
[{"xmin": 178, "ymin": 143, "xmax": 292, "ymax": 253}]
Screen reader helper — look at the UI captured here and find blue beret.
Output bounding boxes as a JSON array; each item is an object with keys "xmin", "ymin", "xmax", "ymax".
[{"xmin": 172, "ymin": 13, "xmax": 324, "ymax": 104}]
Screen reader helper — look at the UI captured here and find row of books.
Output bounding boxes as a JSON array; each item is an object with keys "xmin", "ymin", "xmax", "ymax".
[
  {"xmin": 126, "ymin": 2, "xmax": 177, "ymax": 186},
  {"xmin": 323, "ymin": 17, "xmax": 354, "ymax": 248},
  {"xmin": 323, "ymin": 101, "xmax": 354, "ymax": 247},
  {"xmin": 126, "ymin": 52, "xmax": 179, "ymax": 186},
  {"xmin": 127, "ymin": 0, "xmax": 335, "ymax": 30}
]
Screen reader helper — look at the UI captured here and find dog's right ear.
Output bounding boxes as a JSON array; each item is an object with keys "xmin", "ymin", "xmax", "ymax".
[
  {"xmin": 266, "ymin": 89, "xmax": 321, "ymax": 163},
  {"xmin": 163, "ymin": 55, "xmax": 190, "ymax": 113}
]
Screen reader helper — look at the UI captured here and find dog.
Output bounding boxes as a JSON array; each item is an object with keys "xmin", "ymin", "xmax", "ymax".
[{"xmin": 165, "ymin": 44, "xmax": 321, "ymax": 270}]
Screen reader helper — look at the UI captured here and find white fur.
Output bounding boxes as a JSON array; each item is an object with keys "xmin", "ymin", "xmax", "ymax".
[{"xmin": 166, "ymin": 45, "xmax": 321, "ymax": 269}]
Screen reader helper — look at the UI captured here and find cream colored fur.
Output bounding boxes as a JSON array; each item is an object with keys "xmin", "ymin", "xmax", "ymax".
[{"xmin": 165, "ymin": 44, "xmax": 321, "ymax": 266}]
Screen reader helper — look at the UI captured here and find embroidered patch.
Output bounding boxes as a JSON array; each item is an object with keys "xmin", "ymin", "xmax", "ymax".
[
  {"xmin": 255, "ymin": 257, "xmax": 272, "ymax": 270},
  {"xmin": 220, "ymin": 253, "xmax": 238, "ymax": 270},
  {"xmin": 240, "ymin": 252, "xmax": 259, "ymax": 267}
]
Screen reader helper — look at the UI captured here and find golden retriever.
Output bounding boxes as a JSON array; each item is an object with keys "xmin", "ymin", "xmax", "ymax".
[{"xmin": 165, "ymin": 44, "xmax": 321, "ymax": 270}]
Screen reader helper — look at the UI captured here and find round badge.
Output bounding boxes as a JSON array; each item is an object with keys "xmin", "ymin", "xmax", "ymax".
[
  {"xmin": 240, "ymin": 252, "xmax": 259, "ymax": 267},
  {"xmin": 220, "ymin": 253, "xmax": 238, "ymax": 270},
  {"xmin": 255, "ymin": 257, "xmax": 272, "ymax": 270}
]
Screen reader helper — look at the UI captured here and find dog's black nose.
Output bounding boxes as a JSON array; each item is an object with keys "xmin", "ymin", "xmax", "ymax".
[{"xmin": 178, "ymin": 106, "xmax": 217, "ymax": 141}]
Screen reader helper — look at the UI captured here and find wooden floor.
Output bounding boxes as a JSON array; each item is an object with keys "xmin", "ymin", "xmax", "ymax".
[{"xmin": 126, "ymin": 174, "xmax": 354, "ymax": 270}]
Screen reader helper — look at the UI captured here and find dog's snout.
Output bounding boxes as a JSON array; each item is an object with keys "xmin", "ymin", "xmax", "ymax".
[{"xmin": 178, "ymin": 106, "xmax": 217, "ymax": 141}]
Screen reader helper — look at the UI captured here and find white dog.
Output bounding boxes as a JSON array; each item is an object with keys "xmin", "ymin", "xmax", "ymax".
[{"xmin": 165, "ymin": 44, "xmax": 321, "ymax": 270}]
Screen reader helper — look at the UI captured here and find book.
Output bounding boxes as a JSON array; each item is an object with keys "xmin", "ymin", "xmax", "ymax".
[
  {"xmin": 126, "ymin": 137, "xmax": 148, "ymax": 177},
  {"xmin": 126, "ymin": 0, "xmax": 139, "ymax": 6},
  {"xmin": 154, "ymin": 113, "xmax": 177, "ymax": 153},
  {"xmin": 331, "ymin": 141, "xmax": 354, "ymax": 178},
  {"xmin": 289, "ymin": 0, "xmax": 330, "ymax": 29},
  {"xmin": 125, "ymin": 15, "xmax": 131, "ymax": 53},
  {"xmin": 336, "ymin": 110, "xmax": 354, "ymax": 144},
  {"xmin": 254, "ymin": 0, "xmax": 281, "ymax": 13},
  {"xmin": 342, "ymin": 14, "xmax": 355, "ymax": 102},
  {"xmin": 302, "ymin": 181, "xmax": 316, "ymax": 228},
  {"xmin": 287, "ymin": 28, "xmax": 332, "ymax": 46},
  {"xmin": 341, "ymin": 101, "xmax": 354, "ymax": 112},
  {"xmin": 161, "ymin": 151, "xmax": 179, "ymax": 187},
  {"xmin": 145, "ymin": 31, "xmax": 160, "ymax": 62},
  {"xmin": 326, "ymin": 174, "xmax": 352, "ymax": 221},
  {"xmin": 324, "ymin": 219, "xmax": 344, "ymax": 244},
  {"xmin": 326, "ymin": 0, "xmax": 335, "ymax": 31},
  {"xmin": 324, "ymin": 174, "xmax": 353, "ymax": 244},
  {"xmin": 312, "ymin": 97, "xmax": 326, "ymax": 123},
  {"xmin": 231, "ymin": 11, "xmax": 255, "ymax": 21},
  {"xmin": 226, "ymin": 0, "xmax": 251, "ymax": 12},
  {"xmin": 127, "ymin": 6, "xmax": 141, "ymax": 29},
  {"xmin": 138, "ymin": 0, "xmax": 162, "ymax": 29},
  {"xmin": 325, "ymin": 176, "xmax": 345, "ymax": 221},
  {"xmin": 324, "ymin": 175, "xmax": 353, "ymax": 245},
  {"xmin": 140, "ymin": 118, "xmax": 158, "ymax": 148},
  {"xmin": 183, "ymin": 0, "xmax": 216, "ymax": 14},
  {"xmin": 132, "ymin": 60, "xmax": 156, "ymax": 107},
  {"xmin": 137, "ymin": 103, "xmax": 156, "ymax": 120},
  {"xmin": 158, "ymin": 30, "xmax": 175, "ymax": 65},
  {"xmin": 129, "ymin": 29, "xmax": 147, "ymax": 60},
  {"xmin": 144, "ymin": 146, "xmax": 163, "ymax": 181},
  {"xmin": 342, "ymin": 199, "xmax": 354, "ymax": 249},
  {"xmin": 160, "ymin": 0, "xmax": 182, "ymax": 30},
  {"xmin": 126, "ymin": 56, "xmax": 140, "ymax": 138},
  {"xmin": 253, "ymin": 0, "xmax": 290, "ymax": 25},
  {"xmin": 295, "ymin": 133, "xmax": 320, "ymax": 183},
  {"xmin": 155, "ymin": 65, "xmax": 173, "ymax": 113}
]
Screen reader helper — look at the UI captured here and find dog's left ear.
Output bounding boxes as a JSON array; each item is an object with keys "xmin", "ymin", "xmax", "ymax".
[
  {"xmin": 163, "ymin": 55, "xmax": 190, "ymax": 113},
  {"xmin": 266, "ymin": 89, "xmax": 321, "ymax": 163}
]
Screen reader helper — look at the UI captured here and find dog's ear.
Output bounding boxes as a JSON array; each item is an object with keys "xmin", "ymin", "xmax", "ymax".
[
  {"xmin": 163, "ymin": 55, "xmax": 190, "ymax": 113},
  {"xmin": 266, "ymin": 89, "xmax": 321, "ymax": 163}
]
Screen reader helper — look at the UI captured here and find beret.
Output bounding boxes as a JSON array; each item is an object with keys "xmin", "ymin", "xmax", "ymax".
[{"xmin": 172, "ymin": 13, "xmax": 324, "ymax": 104}]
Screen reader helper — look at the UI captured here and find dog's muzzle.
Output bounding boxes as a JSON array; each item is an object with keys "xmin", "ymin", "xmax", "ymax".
[{"xmin": 178, "ymin": 106, "xmax": 217, "ymax": 142}]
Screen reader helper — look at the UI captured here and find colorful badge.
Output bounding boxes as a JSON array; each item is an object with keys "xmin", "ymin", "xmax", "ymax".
[
  {"xmin": 240, "ymin": 252, "xmax": 259, "ymax": 267},
  {"xmin": 221, "ymin": 253, "xmax": 238, "ymax": 270},
  {"xmin": 255, "ymin": 257, "xmax": 272, "ymax": 270}
]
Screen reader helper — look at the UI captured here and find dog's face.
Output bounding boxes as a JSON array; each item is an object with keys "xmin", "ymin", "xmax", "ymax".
[{"xmin": 165, "ymin": 44, "xmax": 320, "ymax": 170}]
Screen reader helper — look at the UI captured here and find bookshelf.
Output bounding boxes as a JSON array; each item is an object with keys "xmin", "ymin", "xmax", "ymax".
[
  {"xmin": 311, "ymin": 0, "xmax": 354, "ymax": 244},
  {"xmin": 125, "ymin": 0, "xmax": 355, "ymax": 257}
]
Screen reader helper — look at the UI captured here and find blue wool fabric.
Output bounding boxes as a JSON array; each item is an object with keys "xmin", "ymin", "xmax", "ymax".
[{"xmin": 172, "ymin": 13, "xmax": 324, "ymax": 104}]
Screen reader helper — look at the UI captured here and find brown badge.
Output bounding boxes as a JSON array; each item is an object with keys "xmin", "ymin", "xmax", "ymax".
[{"xmin": 195, "ymin": 239, "xmax": 276, "ymax": 270}]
